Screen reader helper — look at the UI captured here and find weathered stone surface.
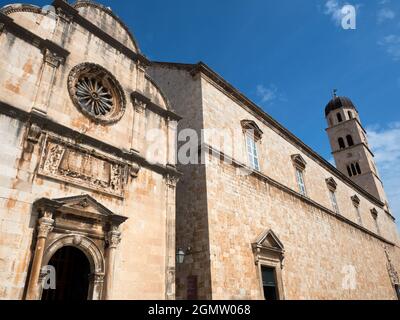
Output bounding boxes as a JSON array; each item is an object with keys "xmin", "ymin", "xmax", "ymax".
[
  {"xmin": 149, "ymin": 63, "xmax": 400, "ymax": 300},
  {"xmin": 0, "ymin": 2, "xmax": 178, "ymax": 300}
]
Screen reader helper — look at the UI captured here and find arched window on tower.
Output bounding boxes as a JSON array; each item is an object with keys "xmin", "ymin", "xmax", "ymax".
[
  {"xmin": 348, "ymin": 111, "xmax": 353, "ymax": 119},
  {"xmin": 355, "ymin": 162, "xmax": 361, "ymax": 175},
  {"xmin": 337, "ymin": 113, "xmax": 343, "ymax": 123},
  {"xmin": 338, "ymin": 137, "xmax": 345, "ymax": 149},
  {"xmin": 347, "ymin": 165, "xmax": 353, "ymax": 177},
  {"xmin": 347, "ymin": 162, "xmax": 362, "ymax": 177},
  {"xmin": 346, "ymin": 135, "xmax": 354, "ymax": 147}
]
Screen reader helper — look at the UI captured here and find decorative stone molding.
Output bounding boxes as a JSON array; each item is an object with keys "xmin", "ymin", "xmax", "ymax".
[
  {"xmin": 133, "ymin": 98, "xmax": 147, "ymax": 113},
  {"xmin": 37, "ymin": 216, "xmax": 54, "ymax": 239},
  {"xmin": 106, "ymin": 230, "xmax": 122, "ymax": 249},
  {"xmin": 56, "ymin": 7, "xmax": 73, "ymax": 23},
  {"xmin": 129, "ymin": 163, "xmax": 141, "ymax": 178},
  {"xmin": 0, "ymin": 22, "xmax": 4, "ymax": 35},
  {"xmin": 241, "ymin": 120, "xmax": 263, "ymax": 141},
  {"xmin": 68, "ymin": 63, "xmax": 126, "ymax": 124},
  {"xmin": 371, "ymin": 208, "xmax": 378, "ymax": 220},
  {"xmin": 325, "ymin": 177, "xmax": 338, "ymax": 191},
  {"xmin": 43, "ymin": 48, "xmax": 64, "ymax": 68},
  {"xmin": 384, "ymin": 248, "xmax": 400, "ymax": 287},
  {"xmin": 165, "ymin": 171, "xmax": 179, "ymax": 188},
  {"xmin": 24, "ymin": 123, "xmax": 42, "ymax": 153},
  {"xmin": 351, "ymin": 195, "xmax": 360, "ymax": 207},
  {"xmin": 38, "ymin": 135, "xmax": 129, "ymax": 198},
  {"xmin": 252, "ymin": 229, "xmax": 285, "ymax": 268},
  {"xmin": 291, "ymin": 154, "xmax": 307, "ymax": 171}
]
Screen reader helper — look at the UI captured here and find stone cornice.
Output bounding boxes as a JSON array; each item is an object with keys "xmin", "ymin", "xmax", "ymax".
[
  {"xmin": 200, "ymin": 143, "xmax": 396, "ymax": 246},
  {"xmin": 0, "ymin": 12, "xmax": 70, "ymax": 60},
  {"xmin": 131, "ymin": 91, "xmax": 182, "ymax": 121},
  {"xmin": 151, "ymin": 61, "xmax": 386, "ymax": 208},
  {"xmin": 0, "ymin": 101, "xmax": 181, "ymax": 180},
  {"xmin": 52, "ymin": 0, "xmax": 149, "ymax": 65}
]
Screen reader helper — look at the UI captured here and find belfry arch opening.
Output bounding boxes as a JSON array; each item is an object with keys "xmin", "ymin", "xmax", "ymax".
[{"xmin": 41, "ymin": 246, "xmax": 91, "ymax": 301}]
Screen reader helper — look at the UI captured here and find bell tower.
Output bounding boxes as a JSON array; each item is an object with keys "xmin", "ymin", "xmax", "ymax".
[{"xmin": 325, "ymin": 91, "xmax": 387, "ymax": 203}]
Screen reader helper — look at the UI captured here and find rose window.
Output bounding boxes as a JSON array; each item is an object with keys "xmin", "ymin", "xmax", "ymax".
[
  {"xmin": 68, "ymin": 63, "xmax": 126, "ymax": 124},
  {"xmin": 76, "ymin": 77, "xmax": 114, "ymax": 116}
]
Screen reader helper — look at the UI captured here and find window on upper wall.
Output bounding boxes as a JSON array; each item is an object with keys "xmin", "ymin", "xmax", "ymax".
[
  {"xmin": 351, "ymin": 195, "xmax": 362, "ymax": 225},
  {"xmin": 371, "ymin": 208, "xmax": 380, "ymax": 235},
  {"xmin": 329, "ymin": 190, "xmax": 340, "ymax": 214},
  {"xmin": 346, "ymin": 135, "xmax": 354, "ymax": 146},
  {"xmin": 246, "ymin": 134, "xmax": 260, "ymax": 171},
  {"xmin": 338, "ymin": 137, "xmax": 345, "ymax": 149},
  {"xmin": 337, "ymin": 113, "xmax": 343, "ymax": 123},
  {"xmin": 326, "ymin": 178, "xmax": 339, "ymax": 214},
  {"xmin": 241, "ymin": 120, "xmax": 263, "ymax": 172},
  {"xmin": 291, "ymin": 154, "xmax": 307, "ymax": 196}
]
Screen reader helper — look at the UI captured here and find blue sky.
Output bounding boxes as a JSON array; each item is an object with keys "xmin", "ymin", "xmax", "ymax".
[{"xmin": 2, "ymin": 0, "xmax": 399, "ymax": 223}]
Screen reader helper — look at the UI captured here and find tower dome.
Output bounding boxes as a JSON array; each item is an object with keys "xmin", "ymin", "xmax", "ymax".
[{"xmin": 325, "ymin": 96, "xmax": 357, "ymax": 116}]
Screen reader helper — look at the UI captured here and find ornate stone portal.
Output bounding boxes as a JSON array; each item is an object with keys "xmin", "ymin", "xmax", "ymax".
[{"xmin": 25, "ymin": 195, "xmax": 128, "ymax": 300}]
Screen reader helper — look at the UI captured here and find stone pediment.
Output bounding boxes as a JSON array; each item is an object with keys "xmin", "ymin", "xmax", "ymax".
[
  {"xmin": 252, "ymin": 229, "xmax": 284, "ymax": 253},
  {"xmin": 291, "ymin": 154, "xmax": 307, "ymax": 170},
  {"xmin": 34, "ymin": 195, "xmax": 127, "ymax": 225}
]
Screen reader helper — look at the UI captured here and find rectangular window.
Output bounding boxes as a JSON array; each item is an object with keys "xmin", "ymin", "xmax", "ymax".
[
  {"xmin": 246, "ymin": 134, "xmax": 260, "ymax": 171},
  {"xmin": 261, "ymin": 266, "xmax": 278, "ymax": 300},
  {"xmin": 329, "ymin": 190, "xmax": 340, "ymax": 214},
  {"xmin": 296, "ymin": 169, "xmax": 307, "ymax": 196}
]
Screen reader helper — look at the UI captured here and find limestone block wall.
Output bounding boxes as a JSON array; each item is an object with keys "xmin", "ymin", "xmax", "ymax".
[
  {"xmin": 204, "ymin": 154, "xmax": 400, "ymax": 300},
  {"xmin": 149, "ymin": 63, "xmax": 400, "ymax": 300},
  {"xmin": 200, "ymin": 77, "xmax": 399, "ymax": 245}
]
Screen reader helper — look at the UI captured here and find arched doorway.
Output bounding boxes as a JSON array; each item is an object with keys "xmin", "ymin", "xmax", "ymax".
[{"xmin": 41, "ymin": 246, "xmax": 90, "ymax": 301}]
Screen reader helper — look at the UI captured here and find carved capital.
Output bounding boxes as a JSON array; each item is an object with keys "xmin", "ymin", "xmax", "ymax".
[
  {"xmin": 43, "ymin": 49, "xmax": 64, "ymax": 68},
  {"xmin": 107, "ymin": 230, "xmax": 121, "ymax": 249},
  {"xmin": 0, "ymin": 23, "xmax": 4, "ymax": 35},
  {"xmin": 133, "ymin": 98, "xmax": 146, "ymax": 113},
  {"xmin": 56, "ymin": 7, "xmax": 73, "ymax": 23},
  {"xmin": 165, "ymin": 174, "xmax": 179, "ymax": 188},
  {"xmin": 129, "ymin": 163, "xmax": 141, "ymax": 178},
  {"xmin": 25, "ymin": 123, "xmax": 42, "ymax": 153},
  {"xmin": 90, "ymin": 273, "xmax": 105, "ymax": 284},
  {"xmin": 37, "ymin": 217, "xmax": 54, "ymax": 239}
]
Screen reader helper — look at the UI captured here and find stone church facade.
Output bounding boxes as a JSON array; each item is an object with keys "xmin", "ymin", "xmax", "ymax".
[
  {"xmin": 0, "ymin": 1, "xmax": 180, "ymax": 300},
  {"xmin": 0, "ymin": 0, "xmax": 399, "ymax": 300}
]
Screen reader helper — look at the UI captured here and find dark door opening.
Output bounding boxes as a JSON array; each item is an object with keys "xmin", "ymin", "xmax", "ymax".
[
  {"xmin": 41, "ymin": 246, "xmax": 90, "ymax": 301},
  {"xmin": 261, "ymin": 266, "xmax": 278, "ymax": 300}
]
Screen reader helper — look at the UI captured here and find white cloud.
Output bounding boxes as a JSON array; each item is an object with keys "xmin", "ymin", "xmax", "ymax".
[
  {"xmin": 367, "ymin": 122, "xmax": 400, "ymax": 222},
  {"xmin": 378, "ymin": 35, "xmax": 400, "ymax": 61},
  {"xmin": 377, "ymin": 8, "xmax": 396, "ymax": 24},
  {"xmin": 324, "ymin": 0, "xmax": 344, "ymax": 26},
  {"xmin": 256, "ymin": 84, "xmax": 278, "ymax": 104}
]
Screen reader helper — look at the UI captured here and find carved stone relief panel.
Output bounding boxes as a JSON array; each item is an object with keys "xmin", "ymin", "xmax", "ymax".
[{"xmin": 38, "ymin": 135, "xmax": 128, "ymax": 198}]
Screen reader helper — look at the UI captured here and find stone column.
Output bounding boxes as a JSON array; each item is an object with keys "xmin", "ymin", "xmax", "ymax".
[
  {"xmin": 32, "ymin": 49, "xmax": 64, "ymax": 115},
  {"xmin": 104, "ymin": 228, "xmax": 121, "ymax": 300},
  {"xmin": 26, "ymin": 211, "xmax": 54, "ymax": 300},
  {"xmin": 167, "ymin": 118, "xmax": 178, "ymax": 166},
  {"xmin": 165, "ymin": 173, "xmax": 178, "ymax": 300},
  {"xmin": 131, "ymin": 98, "xmax": 147, "ymax": 154}
]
